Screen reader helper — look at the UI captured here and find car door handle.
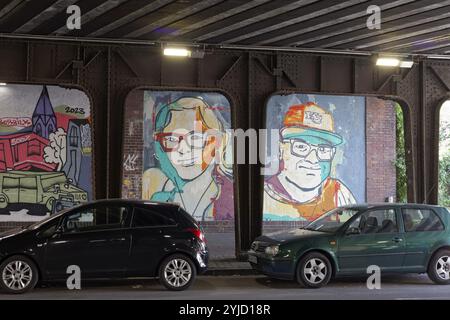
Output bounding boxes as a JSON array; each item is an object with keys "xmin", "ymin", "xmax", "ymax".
[
  {"xmin": 89, "ymin": 239, "xmax": 107, "ymax": 244},
  {"xmin": 110, "ymin": 237, "xmax": 126, "ymax": 242},
  {"xmin": 392, "ymin": 237, "xmax": 403, "ymax": 243}
]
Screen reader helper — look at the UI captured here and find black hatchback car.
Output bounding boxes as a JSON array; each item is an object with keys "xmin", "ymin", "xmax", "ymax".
[{"xmin": 0, "ymin": 199, "xmax": 208, "ymax": 293}]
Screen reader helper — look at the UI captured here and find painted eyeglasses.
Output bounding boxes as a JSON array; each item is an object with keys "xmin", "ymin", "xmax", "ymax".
[
  {"xmin": 284, "ymin": 139, "xmax": 334, "ymax": 161},
  {"xmin": 155, "ymin": 131, "xmax": 213, "ymax": 152}
]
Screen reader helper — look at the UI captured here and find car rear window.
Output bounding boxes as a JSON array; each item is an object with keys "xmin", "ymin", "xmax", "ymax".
[
  {"xmin": 402, "ymin": 208, "xmax": 444, "ymax": 232},
  {"xmin": 132, "ymin": 207, "xmax": 177, "ymax": 227}
]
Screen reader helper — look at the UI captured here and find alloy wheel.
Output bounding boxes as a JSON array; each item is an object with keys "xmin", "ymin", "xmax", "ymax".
[
  {"xmin": 164, "ymin": 258, "xmax": 192, "ymax": 288},
  {"xmin": 436, "ymin": 256, "xmax": 450, "ymax": 280},
  {"xmin": 303, "ymin": 258, "xmax": 327, "ymax": 284},
  {"xmin": 2, "ymin": 260, "xmax": 33, "ymax": 291}
]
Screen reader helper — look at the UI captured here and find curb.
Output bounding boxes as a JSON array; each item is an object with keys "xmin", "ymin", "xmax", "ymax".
[{"xmin": 203, "ymin": 268, "xmax": 259, "ymax": 276}]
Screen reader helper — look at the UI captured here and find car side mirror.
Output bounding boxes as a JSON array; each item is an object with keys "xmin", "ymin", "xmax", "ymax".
[{"xmin": 345, "ymin": 227, "xmax": 361, "ymax": 236}]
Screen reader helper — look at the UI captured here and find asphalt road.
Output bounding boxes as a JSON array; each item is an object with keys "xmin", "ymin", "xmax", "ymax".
[{"xmin": 0, "ymin": 274, "xmax": 449, "ymax": 300}]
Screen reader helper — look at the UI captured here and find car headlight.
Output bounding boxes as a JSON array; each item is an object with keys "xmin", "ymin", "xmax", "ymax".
[{"xmin": 265, "ymin": 245, "xmax": 279, "ymax": 256}]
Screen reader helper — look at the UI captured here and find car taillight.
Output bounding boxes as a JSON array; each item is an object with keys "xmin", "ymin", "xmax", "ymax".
[{"xmin": 185, "ymin": 227, "xmax": 206, "ymax": 243}]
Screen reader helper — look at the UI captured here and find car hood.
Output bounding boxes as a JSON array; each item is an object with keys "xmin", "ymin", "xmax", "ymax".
[
  {"xmin": 257, "ymin": 228, "xmax": 330, "ymax": 243},
  {"xmin": 0, "ymin": 227, "xmax": 28, "ymax": 240}
]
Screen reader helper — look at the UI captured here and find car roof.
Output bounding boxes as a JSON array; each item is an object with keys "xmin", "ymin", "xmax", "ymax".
[
  {"xmin": 342, "ymin": 203, "xmax": 446, "ymax": 210},
  {"xmin": 83, "ymin": 198, "xmax": 181, "ymax": 208}
]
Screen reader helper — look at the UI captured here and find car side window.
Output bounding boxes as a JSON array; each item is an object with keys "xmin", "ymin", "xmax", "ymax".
[
  {"xmin": 132, "ymin": 207, "xmax": 177, "ymax": 228},
  {"xmin": 64, "ymin": 205, "xmax": 129, "ymax": 233},
  {"xmin": 347, "ymin": 209, "xmax": 398, "ymax": 234},
  {"xmin": 402, "ymin": 209, "xmax": 444, "ymax": 232},
  {"xmin": 38, "ymin": 217, "xmax": 61, "ymax": 238}
]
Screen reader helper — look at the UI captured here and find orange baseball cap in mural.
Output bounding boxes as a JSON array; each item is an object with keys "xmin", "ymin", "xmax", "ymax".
[{"xmin": 280, "ymin": 102, "xmax": 343, "ymax": 146}]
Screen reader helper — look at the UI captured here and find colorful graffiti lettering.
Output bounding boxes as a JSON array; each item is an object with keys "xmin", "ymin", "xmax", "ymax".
[{"xmin": 0, "ymin": 117, "xmax": 32, "ymax": 128}]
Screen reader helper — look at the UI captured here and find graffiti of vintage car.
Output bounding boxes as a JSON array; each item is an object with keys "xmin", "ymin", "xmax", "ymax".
[{"xmin": 0, "ymin": 171, "xmax": 88, "ymax": 213}]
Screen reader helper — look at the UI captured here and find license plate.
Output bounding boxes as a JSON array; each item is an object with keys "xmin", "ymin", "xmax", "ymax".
[{"xmin": 248, "ymin": 255, "xmax": 257, "ymax": 264}]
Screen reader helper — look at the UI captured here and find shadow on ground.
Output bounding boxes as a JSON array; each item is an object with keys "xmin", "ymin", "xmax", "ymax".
[
  {"xmin": 255, "ymin": 273, "xmax": 432, "ymax": 288},
  {"xmin": 38, "ymin": 273, "xmax": 432, "ymax": 292}
]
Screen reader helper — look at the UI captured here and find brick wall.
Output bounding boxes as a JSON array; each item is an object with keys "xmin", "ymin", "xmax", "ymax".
[
  {"xmin": 366, "ymin": 96, "xmax": 397, "ymax": 202},
  {"xmin": 0, "ymin": 222, "xmax": 32, "ymax": 232},
  {"xmin": 121, "ymin": 90, "xmax": 144, "ymax": 199}
]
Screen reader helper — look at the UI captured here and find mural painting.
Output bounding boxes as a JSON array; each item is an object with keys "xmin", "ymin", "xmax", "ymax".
[
  {"xmin": 142, "ymin": 92, "xmax": 234, "ymax": 223},
  {"xmin": 0, "ymin": 84, "xmax": 92, "ymax": 221},
  {"xmin": 263, "ymin": 94, "xmax": 366, "ymax": 223}
]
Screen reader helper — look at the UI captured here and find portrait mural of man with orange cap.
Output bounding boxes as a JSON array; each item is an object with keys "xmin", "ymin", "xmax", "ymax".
[{"xmin": 264, "ymin": 100, "xmax": 357, "ymax": 222}]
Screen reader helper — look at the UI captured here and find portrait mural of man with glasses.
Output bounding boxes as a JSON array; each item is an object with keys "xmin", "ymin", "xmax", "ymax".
[
  {"xmin": 142, "ymin": 93, "xmax": 234, "ymax": 223},
  {"xmin": 264, "ymin": 95, "xmax": 366, "ymax": 222}
]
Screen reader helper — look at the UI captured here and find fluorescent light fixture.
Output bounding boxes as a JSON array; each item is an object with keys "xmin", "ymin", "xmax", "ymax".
[
  {"xmin": 399, "ymin": 60, "xmax": 414, "ymax": 68},
  {"xmin": 376, "ymin": 57, "xmax": 400, "ymax": 67},
  {"xmin": 427, "ymin": 54, "xmax": 450, "ymax": 60},
  {"xmin": 163, "ymin": 47, "xmax": 191, "ymax": 57},
  {"xmin": 0, "ymin": 82, "xmax": 6, "ymax": 86}
]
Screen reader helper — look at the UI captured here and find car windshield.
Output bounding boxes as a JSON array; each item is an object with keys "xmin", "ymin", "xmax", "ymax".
[
  {"xmin": 25, "ymin": 209, "xmax": 69, "ymax": 230},
  {"xmin": 304, "ymin": 208, "xmax": 360, "ymax": 233}
]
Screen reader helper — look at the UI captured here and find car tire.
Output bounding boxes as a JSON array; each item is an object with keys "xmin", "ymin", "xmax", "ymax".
[
  {"xmin": 159, "ymin": 254, "xmax": 197, "ymax": 291},
  {"xmin": 427, "ymin": 249, "xmax": 450, "ymax": 285},
  {"xmin": 0, "ymin": 255, "xmax": 39, "ymax": 294},
  {"xmin": 296, "ymin": 252, "xmax": 332, "ymax": 288}
]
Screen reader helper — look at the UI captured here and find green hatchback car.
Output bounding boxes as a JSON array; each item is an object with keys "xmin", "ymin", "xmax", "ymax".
[{"xmin": 249, "ymin": 204, "xmax": 450, "ymax": 288}]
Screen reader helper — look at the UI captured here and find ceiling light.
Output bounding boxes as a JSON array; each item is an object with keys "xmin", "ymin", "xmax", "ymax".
[
  {"xmin": 427, "ymin": 55, "xmax": 450, "ymax": 60},
  {"xmin": 163, "ymin": 47, "xmax": 191, "ymax": 57},
  {"xmin": 0, "ymin": 82, "xmax": 6, "ymax": 86},
  {"xmin": 399, "ymin": 60, "xmax": 414, "ymax": 68},
  {"xmin": 376, "ymin": 57, "xmax": 400, "ymax": 67}
]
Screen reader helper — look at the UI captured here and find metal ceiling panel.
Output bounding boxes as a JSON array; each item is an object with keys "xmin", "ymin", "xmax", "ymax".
[
  {"xmin": 286, "ymin": 0, "xmax": 450, "ymax": 47},
  {"xmin": 145, "ymin": 0, "xmax": 271, "ymax": 40},
  {"xmin": 124, "ymin": 0, "xmax": 224, "ymax": 38},
  {"xmin": 89, "ymin": 0, "xmax": 178, "ymax": 37},
  {"xmin": 0, "ymin": 0, "xmax": 449, "ymax": 54},
  {"xmin": 14, "ymin": 0, "xmax": 78, "ymax": 33}
]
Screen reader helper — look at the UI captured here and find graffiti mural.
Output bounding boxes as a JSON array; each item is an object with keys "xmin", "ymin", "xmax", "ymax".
[
  {"xmin": 141, "ymin": 91, "xmax": 234, "ymax": 222},
  {"xmin": 263, "ymin": 94, "xmax": 366, "ymax": 223},
  {"xmin": 0, "ymin": 84, "xmax": 92, "ymax": 221}
]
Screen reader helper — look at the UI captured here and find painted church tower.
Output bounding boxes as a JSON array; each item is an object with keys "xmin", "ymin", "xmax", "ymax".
[{"xmin": 32, "ymin": 86, "xmax": 57, "ymax": 139}]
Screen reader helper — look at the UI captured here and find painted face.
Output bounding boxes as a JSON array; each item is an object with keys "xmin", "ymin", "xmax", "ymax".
[
  {"xmin": 159, "ymin": 109, "xmax": 219, "ymax": 181},
  {"xmin": 280, "ymin": 138, "xmax": 334, "ymax": 190}
]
